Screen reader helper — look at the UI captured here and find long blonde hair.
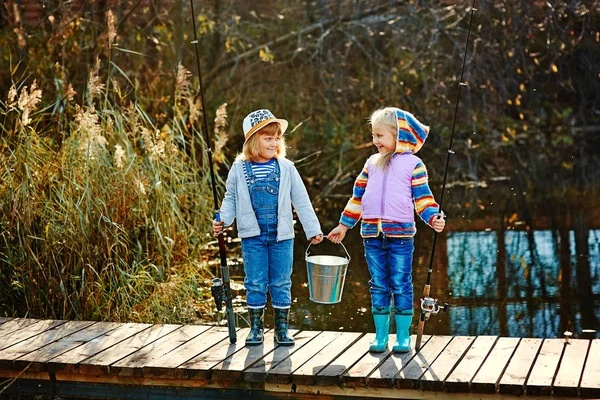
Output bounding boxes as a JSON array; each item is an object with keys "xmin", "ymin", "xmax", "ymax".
[
  {"xmin": 369, "ymin": 107, "xmax": 397, "ymax": 171},
  {"xmin": 236, "ymin": 122, "xmax": 287, "ymax": 162}
]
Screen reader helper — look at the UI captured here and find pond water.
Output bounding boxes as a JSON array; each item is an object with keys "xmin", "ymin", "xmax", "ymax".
[{"xmin": 226, "ymin": 222, "xmax": 599, "ymax": 339}]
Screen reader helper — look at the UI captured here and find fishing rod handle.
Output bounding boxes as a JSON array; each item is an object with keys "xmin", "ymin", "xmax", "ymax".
[{"xmin": 226, "ymin": 299, "xmax": 237, "ymax": 344}]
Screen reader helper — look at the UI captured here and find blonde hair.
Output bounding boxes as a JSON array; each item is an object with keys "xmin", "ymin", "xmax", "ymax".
[
  {"xmin": 369, "ymin": 107, "xmax": 398, "ymax": 171},
  {"xmin": 236, "ymin": 122, "xmax": 287, "ymax": 162}
]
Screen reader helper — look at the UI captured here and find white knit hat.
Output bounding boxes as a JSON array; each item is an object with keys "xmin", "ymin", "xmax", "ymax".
[{"xmin": 242, "ymin": 109, "xmax": 288, "ymax": 142}]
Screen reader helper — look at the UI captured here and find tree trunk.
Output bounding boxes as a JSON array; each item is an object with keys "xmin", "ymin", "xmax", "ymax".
[
  {"xmin": 496, "ymin": 218, "xmax": 508, "ymax": 337},
  {"xmin": 573, "ymin": 208, "xmax": 597, "ymax": 330}
]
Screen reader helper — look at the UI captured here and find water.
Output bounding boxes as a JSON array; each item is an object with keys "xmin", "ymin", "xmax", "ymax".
[{"xmin": 229, "ymin": 223, "xmax": 599, "ymax": 339}]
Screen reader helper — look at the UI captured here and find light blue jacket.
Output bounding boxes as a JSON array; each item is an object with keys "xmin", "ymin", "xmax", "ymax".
[{"xmin": 220, "ymin": 157, "xmax": 322, "ymax": 241}]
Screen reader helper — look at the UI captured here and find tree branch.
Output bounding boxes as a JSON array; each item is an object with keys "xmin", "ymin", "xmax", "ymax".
[{"xmin": 205, "ymin": 2, "xmax": 403, "ymax": 81}]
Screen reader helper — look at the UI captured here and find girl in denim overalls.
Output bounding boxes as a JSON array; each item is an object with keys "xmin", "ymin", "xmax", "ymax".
[
  {"xmin": 213, "ymin": 109, "xmax": 323, "ymax": 346},
  {"xmin": 328, "ymin": 107, "xmax": 446, "ymax": 353}
]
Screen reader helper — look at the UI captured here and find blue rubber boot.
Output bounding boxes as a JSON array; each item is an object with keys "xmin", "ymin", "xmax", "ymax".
[
  {"xmin": 369, "ymin": 306, "xmax": 391, "ymax": 353},
  {"xmin": 392, "ymin": 308, "xmax": 413, "ymax": 353},
  {"xmin": 274, "ymin": 308, "xmax": 294, "ymax": 346},
  {"xmin": 245, "ymin": 308, "xmax": 264, "ymax": 346}
]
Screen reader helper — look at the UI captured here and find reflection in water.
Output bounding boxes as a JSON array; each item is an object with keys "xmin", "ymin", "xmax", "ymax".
[
  {"xmin": 445, "ymin": 229, "xmax": 599, "ymax": 338},
  {"xmin": 278, "ymin": 227, "xmax": 599, "ymax": 339}
]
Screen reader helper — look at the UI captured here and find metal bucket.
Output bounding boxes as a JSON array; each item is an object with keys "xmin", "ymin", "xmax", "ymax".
[{"xmin": 305, "ymin": 242, "xmax": 351, "ymax": 304}]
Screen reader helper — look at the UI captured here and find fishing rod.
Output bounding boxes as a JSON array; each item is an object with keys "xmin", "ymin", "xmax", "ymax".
[
  {"xmin": 416, "ymin": 0, "xmax": 477, "ymax": 351},
  {"xmin": 189, "ymin": 0, "xmax": 236, "ymax": 344}
]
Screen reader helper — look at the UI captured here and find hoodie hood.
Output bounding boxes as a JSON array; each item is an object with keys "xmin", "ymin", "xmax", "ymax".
[{"xmin": 394, "ymin": 108, "xmax": 429, "ymax": 154}]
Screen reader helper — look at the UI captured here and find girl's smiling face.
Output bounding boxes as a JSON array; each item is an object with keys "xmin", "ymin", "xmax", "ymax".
[
  {"xmin": 256, "ymin": 131, "xmax": 281, "ymax": 162},
  {"xmin": 372, "ymin": 122, "xmax": 396, "ymax": 154}
]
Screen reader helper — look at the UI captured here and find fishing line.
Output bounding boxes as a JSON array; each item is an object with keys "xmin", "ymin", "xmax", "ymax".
[{"xmin": 416, "ymin": 0, "xmax": 477, "ymax": 350}]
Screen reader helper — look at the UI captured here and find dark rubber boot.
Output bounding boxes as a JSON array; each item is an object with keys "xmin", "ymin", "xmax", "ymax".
[
  {"xmin": 274, "ymin": 308, "xmax": 294, "ymax": 346},
  {"xmin": 245, "ymin": 308, "xmax": 264, "ymax": 346}
]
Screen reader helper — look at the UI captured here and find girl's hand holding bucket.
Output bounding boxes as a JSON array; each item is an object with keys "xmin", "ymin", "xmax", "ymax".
[
  {"xmin": 310, "ymin": 234, "xmax": 324, "ymax": 244},
  {"xmin": 327, "ymin": 224, "xmax": 349, "ymax": 244}
]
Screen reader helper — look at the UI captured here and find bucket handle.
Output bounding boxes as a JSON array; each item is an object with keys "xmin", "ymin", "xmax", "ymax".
[{"xmin": 306, "ymin": 241, "xmax": 351, "ymax": 261}]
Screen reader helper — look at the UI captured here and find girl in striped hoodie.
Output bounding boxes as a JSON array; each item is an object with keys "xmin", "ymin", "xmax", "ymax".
[{"xmin": 328, "ymin": 107, "xmax": 445, "ymax": 353}]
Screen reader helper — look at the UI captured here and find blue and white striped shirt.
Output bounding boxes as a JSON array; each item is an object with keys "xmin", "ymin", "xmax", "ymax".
[{"xmin": 244, "ymin": 159, "xmax": 276, "ymax": 183}]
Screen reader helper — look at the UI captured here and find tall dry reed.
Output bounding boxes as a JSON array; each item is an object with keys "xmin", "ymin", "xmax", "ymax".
[{"xmin": 0, "ymin": 61, "xmax": 230, "ymax": 324}]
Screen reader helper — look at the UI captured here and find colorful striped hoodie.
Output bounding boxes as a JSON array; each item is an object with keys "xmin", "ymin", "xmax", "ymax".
[{"xmin": 340, "ymin": 109, "xmax": 441, "ymax": 238}]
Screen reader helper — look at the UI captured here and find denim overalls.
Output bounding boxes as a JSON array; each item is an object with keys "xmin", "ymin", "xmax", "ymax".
[{"xmin": 241, "ymin": 160, "xmax": 293, "ymax": 309}]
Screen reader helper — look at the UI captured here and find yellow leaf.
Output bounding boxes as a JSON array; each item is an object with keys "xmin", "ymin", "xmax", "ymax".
[
  {"xmin": 519, "ymin": 113, "xmax": 524, "ymax": 120},
  {"xmin": 258, "ymin": 48, "xmax": 273, "ymax": 63},
  {"xmin": 552, "ymin": 64, "xmax": 558, "ymax": 73},
  {"xmin": 507, "ymin": 99, "xmax": 513, "ymax": 105},
  {"xmin": 519, "ymin": 83, "xmax": 526, "ymax": 92},
  {"xmin": 508, "ymin": 51, "xmax": 513, "ymax": 57},
  {"xmin": 517, "ymin": 68, "xmax": 522, "ymax": 74},
  {"xmin": 516, "ymin": 98, "xmax": 521, "ymax": 106}
]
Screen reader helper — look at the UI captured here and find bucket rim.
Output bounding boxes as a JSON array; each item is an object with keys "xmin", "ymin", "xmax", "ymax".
[{"xmin": 305, "ymin": 254, "xmax": 349, "ymax": 266}]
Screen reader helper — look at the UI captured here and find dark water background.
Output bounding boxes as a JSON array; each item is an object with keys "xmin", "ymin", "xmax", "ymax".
[{"xmin": 227, "ymin": 219, "xmax": 599, "ymax": 340}]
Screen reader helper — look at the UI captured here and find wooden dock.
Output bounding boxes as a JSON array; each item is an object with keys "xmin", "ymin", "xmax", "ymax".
[{"xmin": 0, "ymin": 317, "xmax": 597, "ymax": 399}]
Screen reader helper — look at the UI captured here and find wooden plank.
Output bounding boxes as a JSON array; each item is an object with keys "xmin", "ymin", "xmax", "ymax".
[
  {"xmin": 342, "ymin": 334, "xmax": 397, "ymax": 387},
  {"xmin": 0, "ymin": 319, "xmax": 66, "ymax": 351},
  {"xmin": 243, "ymin": 330, "xmax": 320, "ymax": 382},
  {"xmin": 580, "ymin": 338, "xmax": 600, "ymax": 398},
  {"xmin": 420, "ymin": 335, "xmax": 476, "ymax": 391},
  {"xmin": 292, "ymin": 332, "xmax": 363, "ymax": 385},
  {"xmin": 111, "ymin": 324, "xmax": 212, "ymax": 377},
  {"xmin": 142, "ymin": 327, "xmax": 231, "ymax": 378},
  {"xmin": 471, "ymin": 337, "xmax": 520, "ymax": 393},
  {"xmin": 0, "ymin": 318, "xmax": 41, "ymax": 338},
  {"xmin": 443, "ymin": 335, "xmax": 497, "ymax": 392},
  {"xmin": 47, "ymin": 323, "xmax": 152, "ymax": 373},
  {"xmin": 498, "ymin": 338, "xmax": 542, "ymax": 395},
  {"xmin": 76, "ymin": 324, "xmax": 181, "ymax": 375},
  {"xmin": 553, "ymin": 338, "xmax": 590, "ymax": 396},
  {"xmin": 210, "ymin": 329, "xmax": 285, "ymax": 382},
  {"xmin": 366, "ymin": 335, "xmax": 430, "ymax": 388},
  {"xmin": 13, "ymin": 321, "xmax": 122, "ymax": 372},
  {"xmin": 526, "ymin": 338, "xmax": 564, "ymax": 395},
  {"xmin": 0, "ymin": 321, "xmax": 95, "ymax": 369},
  {"xmin": 266, "ymin": 331, "xmax": 341, "ymax": 384},
  {"xmin": 176, "ymin": 328, "xmax": 250, "ymax": 380},
  {"xmin": 315, "ymin": 333, "xmax": 374, "ymax": 386},
  {"xmin": 395, "ymin": 335, "xmax": 452, "ymax": 389}
]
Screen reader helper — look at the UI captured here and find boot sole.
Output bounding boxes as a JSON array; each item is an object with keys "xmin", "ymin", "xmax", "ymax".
[
  {"xmin": 392, "ymin": 347, "xmax": 410, "ymax": 353},
  {"xmin": 275, "ymin": 340, "xmax": 295, "ymax": 346}
]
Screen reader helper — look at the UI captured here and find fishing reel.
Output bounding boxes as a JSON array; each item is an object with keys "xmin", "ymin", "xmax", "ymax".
[
  {"xmin": 420, "ymin": 297, "xmax": 449, "ymax": 320},
  {"xmin": 211, "ymin": 278, "xmax": 225, "ymax": 311}
]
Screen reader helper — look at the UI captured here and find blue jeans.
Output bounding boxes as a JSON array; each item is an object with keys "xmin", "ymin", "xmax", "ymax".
[
  {"xmin": 363, "ymin": 235, "xmax": 414, "ymax": 310},
  {"xmin": 242, "ymin": 232, "xmax": 293, "ymax": 308}
]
